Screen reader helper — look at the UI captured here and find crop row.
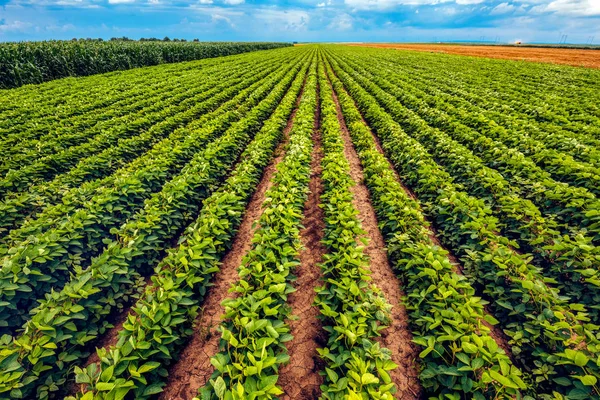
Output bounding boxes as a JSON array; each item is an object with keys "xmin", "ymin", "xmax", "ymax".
[
  {"xmin": 343, "ymin": 50, "xmax": 600, "ymax": 186},
  {"xmin": 0, "ymin": 52, "xmax": 291, "ymax": 197},
  {"xmin": 325, "ymin": 50, "xmax": 600, "ymax": 323},
  {"xmin": 67, "ymin": 49, "xmax": 313, "ymax": 400},
  {"xmin": 327, "ymin": 50, "xmax": 600, "ymax": 244},
  {"xmin": 315, "ymin": 56, "xmax": 398, "ymax": 400},
  {"xmin": 198, "ymin": 53, "xmax": 318, "ymax": 400},
  {"xmin": 0, "ymin": 51, "xmax": 290, "ymax": 240},
  {"xmin": 0, "ymin": 50, "xmax": 308, "ymax": 336},
  {"xmin": 324, "ymin": 50, "xmax": 600, "ymax": 398},
  {"xmin": 0, "ymin": 52, "xmax": 259, "ymax": 135},
  {"xmin": 370, "ymin": 54, "xmax": 600, "ymax": 165},
  {"xmin": 369, "ymin": 50, "xmax": 600, "ymax": 148},
  {"xmin": 0, "ymin": 77, "xmax": 193, "ymax": 174},
  {"xmin": 0, "ymin": 41, "xmax": 291, "ymax": 89},
  {"xmin": 0, "ymin": 48, "xmax": 309, "ymax": 399},
  {"xmin": 324, "ymin": 54, "xmax": 526, "ymax": 399},
  {"xmin": 369, "ymin": 48, "xmax": 600, "ymax": 134}
]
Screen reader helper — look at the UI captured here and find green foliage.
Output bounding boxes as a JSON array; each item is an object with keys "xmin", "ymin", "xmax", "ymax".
[
  {"xmin": 324, "ymin": 48, "xmax": 600, "ymax": 398},
  {"xmin": 324, "ymin": 54, "xmax": 526, "ymax": 399},
  {"xmin": 0, "ymin": 41, "xmax": 292, "ymax": 89},
  {"xmin": 0, "ymin": 53, "xmax": 304, "ymax": 336},
  {"xmin": 315, "ymin": 56, "xmax": 397, "ymax": 400},
  {"xmin": 198, "ymin": 54, "xmax": 318, "ymax": 400},
  {"xmin": 329, "ymin": 50, "xmax": 600, "ymax": 325},
  {"xmin": 0, "ymin": 49, "xmax": 309, "ymax": 400},
  {"xmin": 66, "ymin": 48, "xmax": 313, "ymax": 400}
]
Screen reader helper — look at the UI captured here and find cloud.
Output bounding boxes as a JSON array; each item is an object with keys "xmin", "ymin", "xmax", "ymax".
[
  {"xmin": 317, "ymin": 0, "xmax": 332, "ymax": 7},
  {"xmin": 531, "ymin": 0, "xmax": 600, "ymax": 17},
  {"xmin": 328, "ymin": 12, "xmax": 353, "ymax": 29},
  {"xmin": 108, "ymin": 0, "xmax": 136, "ymax": 3},
  {"xmin": 455, "ymin": 0, "xmax": 484, "ymax": 4},
  {"xmin": 490, "ymin": 2, "xmax": 515, "ymax": 14},
  {"xmin": 0, "ymin": 20, "xmax": 33, "ymax": 32},
  {"xmin": 222, "ymin": 0, "xmax": 244, "ymax": 4},
  {"xmin": 344, "ymin": 0, "xmax": 452, "ymax": 10},
  {"xmin": 198, "ymin": 0, "xmax": 213, "ymax": 4},
  {"xmin": 211, "ymin": 13, "xmax": 235, "ymax": 26},
  {"xmin": 255, "ymin": 9, "xmax": 310, "ymax": 31}
]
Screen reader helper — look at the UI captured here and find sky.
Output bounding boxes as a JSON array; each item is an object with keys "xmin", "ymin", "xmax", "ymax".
[{"xmin": 0, "ymin": 0, "xmax": 599, "ymax": 44}]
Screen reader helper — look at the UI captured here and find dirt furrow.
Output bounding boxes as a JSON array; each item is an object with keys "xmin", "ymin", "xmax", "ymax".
[
  {"xmin": 325, "ymin": 62, "xmax": 514, "ymax": 366},
  {"xmin": 330, "ymin": 86, "xmax": 423, "ymax": 399},
  {"xmin": 158, "ymin": 86, "xmax": 305, "ymax": 400},
  {"xmin": 278, "ymin": 82, "xmax": 326, "ymax": 400}
]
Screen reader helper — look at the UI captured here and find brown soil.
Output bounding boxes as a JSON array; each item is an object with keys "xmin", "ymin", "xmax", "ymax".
[
  {"xmin": 158, "ymin": 84, "xmax": 306, "ymax": 400},
  {"xmin": 329, "ymin": 85, "xmax": 422, "ymax": 399},
  {"xmin": 348, "ymin": 43, "xmax": 600, "ymax": 69},
  {"xmin": 325, "ymin": 61, "xmax": 515, "ymax": 365},
  {"xmin": 84, "ymin": 308, "xmax": 129, "ymax": 366},
  {"xmin": 279, "ymin": 83, "xmax": 326, "ymax": 400}
]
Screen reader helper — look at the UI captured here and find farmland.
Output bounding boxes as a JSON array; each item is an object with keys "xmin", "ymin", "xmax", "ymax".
[{"xmin": 0, "ymin": 43, "xmax": 599, "ymax": 400}]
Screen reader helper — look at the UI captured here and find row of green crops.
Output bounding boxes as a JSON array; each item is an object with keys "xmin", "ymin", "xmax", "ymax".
[
  {"xmin": 198, "ymin": 54, "xmax": 318, "ymax": 400},
  {"xmin": 0, "ymin": 52, "xmax": 292, "ymax": 197},
  {"xmin": 0, "ymin": 44, "xmax": 598, "ymax": 399},
  {"xmin": 67, "ymin": 50, "xmax": 313, "ymax": 400},
  {"xmin": 324, "ymin": 48, "xmax": 600, "ymax": 398},
  {"xmin": 323, "ymin": 54, "xmax": 526, "ymax": 400},
  {"xmin": 0, "ymin": 41, "xmax": 291, "ymax": 89},
  {"xmin": 326, "ymin": 49, "xmax": 600, "ymax": 244},
  {"xmin": 0, "ymin": 49, "xmax": 309, "ymax": 400},
  {"xmin": 325, "ymin": 50, "xmax": 600, "ymax": 324},
  {"xmin": 0, "ymin": 51, "xmax": 295, "ymax": 242},
  {"xmin": 0, "ymin": 52, "xmax": 307, "ymax": 335},
  {"xmin": 315, "ymin": 57, "xmax": 398, "ymax": 400}
]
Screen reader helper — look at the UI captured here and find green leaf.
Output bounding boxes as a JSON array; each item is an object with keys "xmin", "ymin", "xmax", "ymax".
[
  {"xmin": 213, "ymin": 376, "xmax": 227, "ymax": 400},
  {"xmin": 578, "ymin": 375, "xmax": 597, "ymax": 386}
]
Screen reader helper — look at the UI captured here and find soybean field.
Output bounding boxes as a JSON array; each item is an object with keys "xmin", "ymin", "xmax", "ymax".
[{"xmin": 0, "ymin": 44, "xmax": 600, "ymax": 400}]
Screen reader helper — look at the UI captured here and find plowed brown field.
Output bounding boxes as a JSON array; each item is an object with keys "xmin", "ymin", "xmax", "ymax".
[{"xmin": 348, "ymin": 43, "xmax": 600, "ymax": 68}]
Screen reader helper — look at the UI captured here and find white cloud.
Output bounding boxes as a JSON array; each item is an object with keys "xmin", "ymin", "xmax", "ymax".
[
  {"xmin": 0, "ymin": 20, "xmax": 33, "ymax": 32},
  {"xmin": 198, "ymin": 0, "xmax": 213, "ymax": 4},
  {"xmin": 211, "ymin": 13, "xmax": 235, "ymax": 26},
  {"xmin": 108, "ymin": 0, "xmax": 136, "ymax": 4},
  {"xmin": 255, "ymin": 9, "xmax": 310, "ymax": 31},
  {"xmin": 531, "ymin": 0, "xmax": 600, "ymax": 16},
  {"xmin": 222, "ymin": 0, "xmax": 244, "ymax": 4},
  {"xmin": 344, "ymin": 0, "xmax": 453, "ymax": 10},
  {"xmin": 317, "ymin": 0, "xmax": 332, "ymax": 6},
  {"xmin": 490, "ymin": 2, "xmax": 515, "ymax": 14},
  {"xmin": 455, "ymin": 0, "xmax": 484, "ymax": 4},
  {"xmin": 328, "ymin": 12, "xmax": 353, "ymax": 29}
]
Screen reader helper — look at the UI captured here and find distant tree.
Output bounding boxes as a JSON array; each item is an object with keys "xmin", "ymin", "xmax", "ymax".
[
  {"xmin": 163, "ymin": 36, "xmax": 171, "ymax": 42},
  {"xmin": 193, "ymin": 38, "xmax": 199, "ymax": 42}
]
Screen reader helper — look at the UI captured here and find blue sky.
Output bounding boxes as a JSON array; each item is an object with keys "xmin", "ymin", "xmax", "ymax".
[{"xmin": 1, "ymin": 0, "xmax": 599, "ymax": 43}]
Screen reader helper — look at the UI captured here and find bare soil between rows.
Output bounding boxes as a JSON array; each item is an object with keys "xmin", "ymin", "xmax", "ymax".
[
  {"xmin": 348, "ymin": 43, "xmax": 600, "ymax": 69},
  {"xmin": 278, "ymin": 82, "xmax": 326, "ymax": 400},
  {"xmin": 324, "ymin": 59, "xmax": 515, "ymax": 365},
  {"xmin": 158, "ymin": 82, "xmax": 306, "ymax": 400},
  {"xmin": 330, "ymin": 82, "xmax": 423, "ymax": 399}
]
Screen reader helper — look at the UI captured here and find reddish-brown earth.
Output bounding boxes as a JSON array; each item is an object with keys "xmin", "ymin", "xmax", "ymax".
[
  {"xmin": 347, "ymin": 43, "xmax": 600, "ymax": 69},
  {"xmin": 278, "ymin": 85, "xmax": 326, "ymax": 400},
  {"xmin": 158, "ymin": 84, "xmax": 306, "ymax": 400},
  {"xmin": 329, "ymin": 83, "xmax": 422, "ymax": 399},
  {"xmin": 325, "ymin": 64, "xmax": 514, "ymax": 368}
]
